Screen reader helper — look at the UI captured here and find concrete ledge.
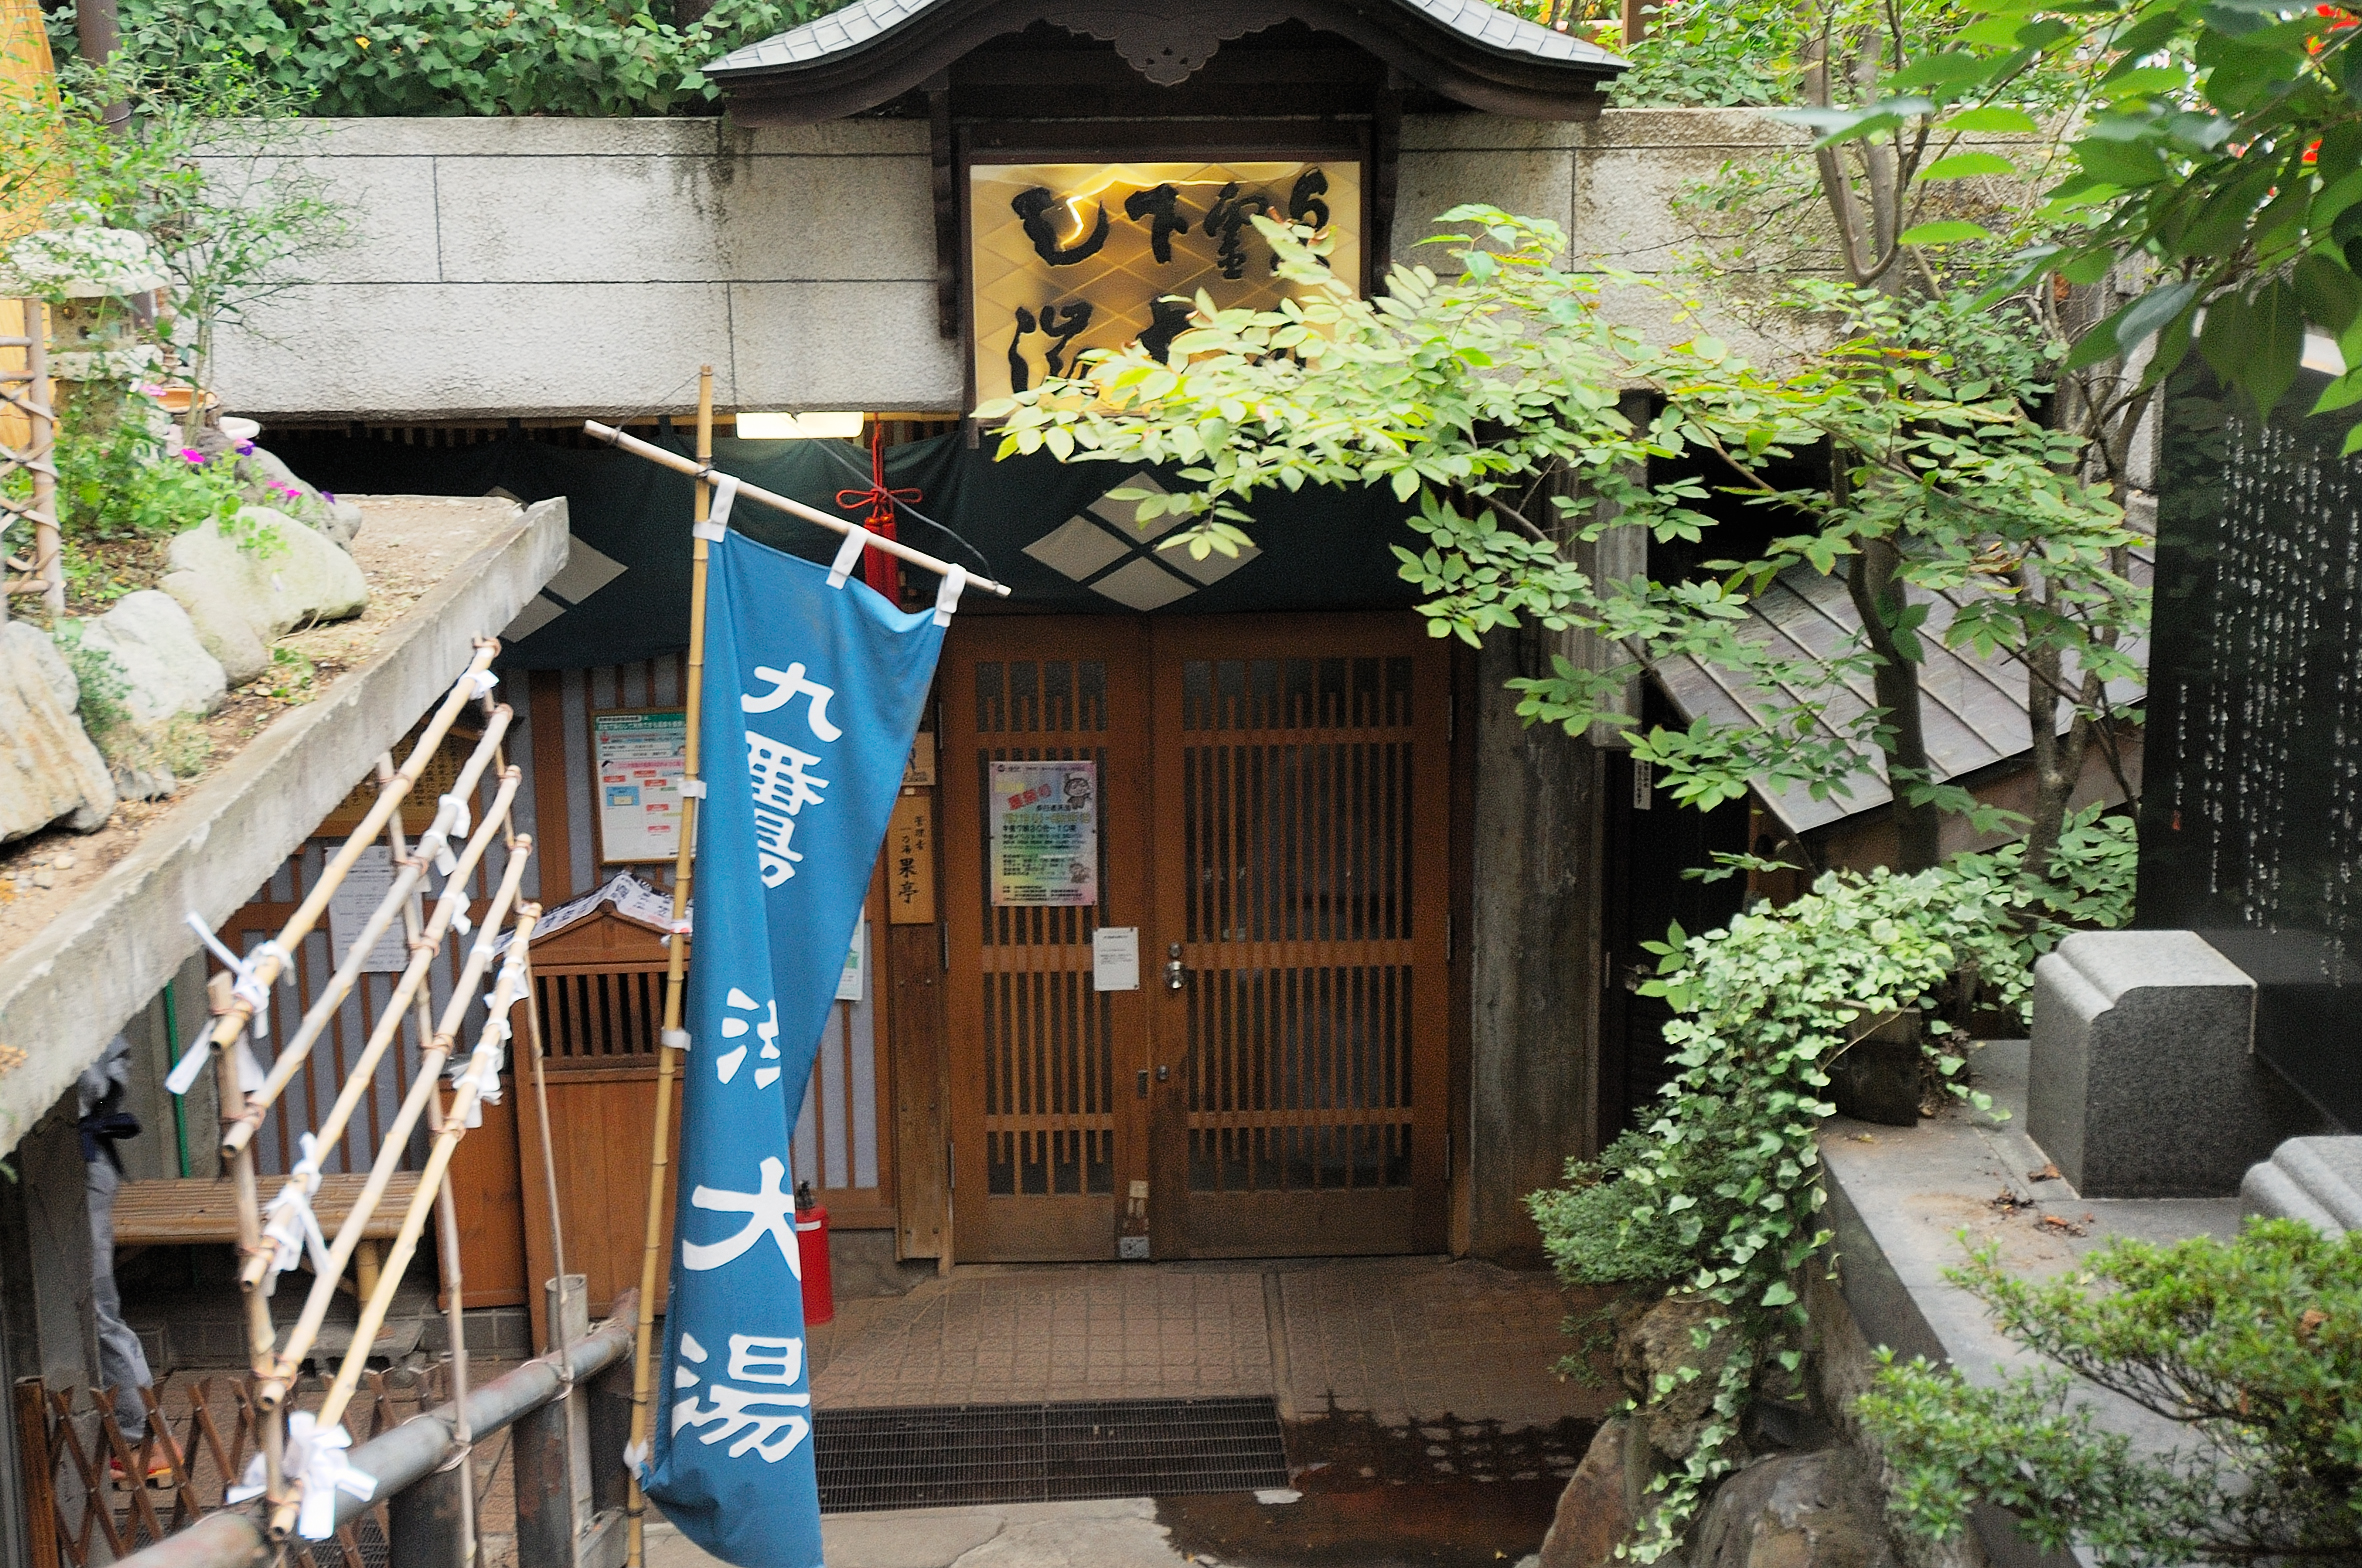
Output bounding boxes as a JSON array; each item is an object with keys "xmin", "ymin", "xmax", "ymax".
[
  {"xmin": 1822, "ymin": 1039, "xmax": 2243, "ymax": 1568},
  {"xmin": 0, "ymin": 499, "xmax": 569, "ymax": 1156},
  {"xmin": 207, "ymin": 108, "xmax": 1810, "ymax": 419},
  {"xmin": 2242, "ymin": 1136, "xmax": 2362, "ymax": 1235}
]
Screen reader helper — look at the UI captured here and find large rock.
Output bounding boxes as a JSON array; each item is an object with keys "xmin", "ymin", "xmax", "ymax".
[
  {"xmin": 0, "ymin": 621, "xmax": 115, "ymax": 841},
  {"xmin": 168, "ymin": 588, "xmax": 269, "ymax": 686},
  {"xmin": 1620, "ymin": 1296, "xmax": 1751, "ymax": 1461},
  {"xmin": 67, "ymin": 592, "xmax": 228, "ymax": 799},
  {"xmin": 1692, "ymin": 1451, "xmax": 1895, "ymax": 1568},
  {"xmin": 1538, "ymin": 1417, "xmax": 1651, "ymax": 1568},
  {"xmin": 74, "ymin": 592, "xmax": 227, "ymax": 726},
  {"xmin": 162, "ymin": 506, "xmax": 367, "ymax": 679}
]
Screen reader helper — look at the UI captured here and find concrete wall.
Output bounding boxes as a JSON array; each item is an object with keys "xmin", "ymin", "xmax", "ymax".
[{"xmin": 210, "ymin": 109, "xmax": 1807, "ymax": 421}]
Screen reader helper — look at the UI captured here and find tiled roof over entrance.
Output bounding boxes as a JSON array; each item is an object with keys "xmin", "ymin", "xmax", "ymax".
[
  {"xmin": 705, "ymin": 0, "xmax": 1621, "ymax": 75},
  {"xmin": 702, "ymin": 0, "xmax": 1625, "ymax": 120}
]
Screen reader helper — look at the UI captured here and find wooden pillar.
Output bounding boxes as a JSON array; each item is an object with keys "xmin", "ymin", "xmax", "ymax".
[{"xmin": 13, "ymin": 1379, "xmax": 58, "ymax": 1568}]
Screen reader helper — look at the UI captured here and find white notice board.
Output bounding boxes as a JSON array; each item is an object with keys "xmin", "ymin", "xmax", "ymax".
[
  {"xmin": 329, "ymin": 846, "xmax": 410, "ymax": 973},
  {"xmin": 592, "ymin": 708, "xmax": 688, "ymax": 864}
]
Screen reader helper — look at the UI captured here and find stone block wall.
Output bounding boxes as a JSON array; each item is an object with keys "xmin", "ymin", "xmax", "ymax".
[{"xmin": 207, "ymin": 109, "xmax": 1814, "ymax": 422}]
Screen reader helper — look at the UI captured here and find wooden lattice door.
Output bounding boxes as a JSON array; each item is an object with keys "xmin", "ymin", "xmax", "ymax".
[
  {"xmin": 1149, "ymin": 616, "xmax": 1450, "ymax": 1257},
  {"xmin": 943, "ymin": 620, "xmax": 1155, "ymax": 1261},
  {"xmin": 943, "ymin": 615, "xmax": 1451, "ymax": 1262}
]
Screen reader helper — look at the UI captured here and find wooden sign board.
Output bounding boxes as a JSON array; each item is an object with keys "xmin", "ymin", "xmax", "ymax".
[
  {"xmin": 969, "ymin": 158, "xmax": 1363, "ymax": 407},
  {"xmin": 886, "ymin": 792, "xmax": 936, "ymax": 925}
]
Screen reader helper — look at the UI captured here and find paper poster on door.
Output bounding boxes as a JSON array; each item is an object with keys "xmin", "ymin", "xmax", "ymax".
[
  {"xmin": 1092, "ymin": 926, "xmax": 1139, "ymax": 991},
  {"xmin": 328, "ymin": 845, "xmax": 411, "ymax": 973},
  {"xmin": 989, "ymin": 760, "xmax": 1098, "ymax": 906},
  {"xmin": 836, "ymin": 915, "xmax": 867, "ymax": 1002}
]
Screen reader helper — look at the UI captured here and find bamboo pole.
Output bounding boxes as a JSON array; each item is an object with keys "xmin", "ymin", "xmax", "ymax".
[
  {"xmin": 582, "ymin": 419, "xmax": 1013, "ymax": 599},
  {"xmin": 623, "ymin": 368, "xmax": 715, "ymax": 1568},
  {"xmin": 386, "ymin": 751, "xmax": 479, "ymax": 1568},
  {"xmin": 524, "ymin": 948, "xmax": 571, "ymax": 1356},
  {"xmin": 206, "ymin": 971, "xmax": 284, "ymax": 1509},
  {"xmin": 223, "ymin": 708, "xmax": 514, "ymax": 1156},
  {"xmin": 19, "ymin": 303, "xmax": 56, "ymax": 616},
  {"xmin": 197, "ymin": 644, "xmax": 501, "ymax": 1079},
  {"xmin": 257, "ymin": 843, "xmax": 536, "ymax": 1404},
  {"xmin": 239, "ymin": 766, "xmax": 522, "ymax": 1292}
]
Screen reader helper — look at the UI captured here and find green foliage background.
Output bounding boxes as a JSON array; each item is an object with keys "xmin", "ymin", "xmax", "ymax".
[{"xmin": 46, "ymin": 0, "xmax": 841, "ymax": 117}]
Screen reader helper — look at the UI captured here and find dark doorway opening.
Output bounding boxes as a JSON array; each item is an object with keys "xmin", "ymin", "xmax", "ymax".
[{"xmin": 1595, "ymin": 685, "xmax": 1750, "ymax": 1147}]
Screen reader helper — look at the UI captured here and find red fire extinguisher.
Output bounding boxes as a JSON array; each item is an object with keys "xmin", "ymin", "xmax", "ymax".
[{"xmin": 795, "ymin": 1181, "xmax": 834, "ymax": 1326}]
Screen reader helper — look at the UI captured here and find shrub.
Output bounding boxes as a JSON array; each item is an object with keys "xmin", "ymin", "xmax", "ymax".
[
  {"xmin": 1528, "ymin": 811, "xmax": 2138, "ymax": 1556},
  {"xmin": 1860, "ymin": 1220, "xmax": 2362, "ymax": 1566},
  {"xmin": 1607, "ymin": 0, "xmax": 1804, "ymax": 107},
  {"xmin": 51, "ymin": 0, "xmax": 845, "ymax": 118}
]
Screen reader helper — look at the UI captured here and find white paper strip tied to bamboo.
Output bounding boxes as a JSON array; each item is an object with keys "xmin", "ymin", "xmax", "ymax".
[
  {"xmin": 260, "ymin": 1132, "xmax": 337, "ymax": 1296},
  {"xmin": 168, "ymin": 920, "xmax": 286, "ymax": 1093},
  {"xmin": 227, "ymin": 1411, "xmax": 376, "ymax": 1539}
]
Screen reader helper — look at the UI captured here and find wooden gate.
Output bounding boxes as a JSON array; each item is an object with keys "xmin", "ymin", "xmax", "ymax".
[
  {"xmin": 942, "ymin": 615, "xmax": 1451, "ymax": 1261},
  {"xmin": 515, "ymin": 906, "xmax": 681, "ymax": 1342}
]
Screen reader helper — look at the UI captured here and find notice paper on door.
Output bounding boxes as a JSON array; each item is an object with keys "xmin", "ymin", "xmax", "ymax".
[{"xmin": 1093, "ymin": 926, "xmax": 1140, "ymax": 991}]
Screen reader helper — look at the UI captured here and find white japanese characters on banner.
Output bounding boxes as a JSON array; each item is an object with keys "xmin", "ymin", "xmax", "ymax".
[{"xmin": 988, "ymin": 759, "xmax": 1099, "ymax": 906}]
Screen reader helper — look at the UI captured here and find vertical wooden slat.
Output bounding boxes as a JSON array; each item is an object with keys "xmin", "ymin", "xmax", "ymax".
[{"xmin": 528, "ymin": 671, "xmax": 577, "ymax": 903}]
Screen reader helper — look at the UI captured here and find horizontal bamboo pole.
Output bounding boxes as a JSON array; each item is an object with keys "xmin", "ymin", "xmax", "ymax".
[
  {"xmin": 224, "ymin": 709, "xmax": 514, "ymax": 1157},
  {"xmin": 582, "ymin": 420, "xmax": 1012, "ymax": 598}
]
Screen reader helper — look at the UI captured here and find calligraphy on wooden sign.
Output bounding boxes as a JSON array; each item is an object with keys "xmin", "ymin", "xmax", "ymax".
[
  {"xmin": 886, "ymin": 792, "xmax": 936, "ymax": 925},
  {"xmin": 969, "ymin": 159, "xmax": 1364, "ymax": 407}
]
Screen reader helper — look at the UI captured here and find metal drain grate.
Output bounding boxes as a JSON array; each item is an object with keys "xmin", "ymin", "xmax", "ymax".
[{"xmin": 815, "ymin": 1396, "xmax": 1289, "ymax": 1513}]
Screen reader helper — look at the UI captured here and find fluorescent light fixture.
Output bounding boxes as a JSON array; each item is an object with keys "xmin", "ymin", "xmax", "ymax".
[{"xmin": 735, "ymin": 410, "xmax": 864, "ymax": 440}]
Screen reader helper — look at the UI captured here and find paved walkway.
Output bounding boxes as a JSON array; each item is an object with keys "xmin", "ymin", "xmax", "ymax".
[
  {"xmin": 807, "ymin": 1255, "xmax": 1606, "ymax": 1429},
  {"xmin": 647, "ymin": 1504, "xmax": 1198, "ymax": 1568}
]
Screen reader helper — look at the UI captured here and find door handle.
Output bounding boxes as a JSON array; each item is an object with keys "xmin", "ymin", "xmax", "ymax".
[{"xmin": 1164, "ymin": 942, "xmax": 1184, "ymax": 992}]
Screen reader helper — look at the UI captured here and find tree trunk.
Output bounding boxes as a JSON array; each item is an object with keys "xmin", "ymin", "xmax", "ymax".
[
  {"xmin": 2021, "ymin": 572, "xmax": 2102, "ymax": 882},
  {"xmin": 1848, "ymin": 539, "xmax": 1941, "ymax": 871}
]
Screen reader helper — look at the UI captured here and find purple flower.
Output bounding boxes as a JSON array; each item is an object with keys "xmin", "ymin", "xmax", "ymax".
[
  {"xmin": 322, "ymin": 491, "xmax": 336, "ymax": 504},
  {"xmin": 235, "ymin": 441, "xmax": 255, "ymax": 456}
]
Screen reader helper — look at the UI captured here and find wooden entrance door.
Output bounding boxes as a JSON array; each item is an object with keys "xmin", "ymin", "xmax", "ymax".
[{"xmin": 942, "ymin": 615, "xmax": 1450, "ymax": 1261}]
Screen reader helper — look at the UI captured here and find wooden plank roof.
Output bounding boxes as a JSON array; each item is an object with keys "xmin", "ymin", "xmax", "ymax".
[{"xmin": 1649, "ymin": 556, "xmax": 2151, "ymax": 835}]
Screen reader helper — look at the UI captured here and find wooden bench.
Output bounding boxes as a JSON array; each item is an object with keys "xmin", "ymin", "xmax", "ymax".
[{"xmin": 112, "ymin": 1175, "xmax": 424, "ymax": 1298}]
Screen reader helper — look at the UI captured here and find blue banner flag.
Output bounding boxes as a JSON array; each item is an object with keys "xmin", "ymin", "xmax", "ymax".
[{"xmin": 645, "ymin": 523, "xmax": 956, "ymax": 1568}]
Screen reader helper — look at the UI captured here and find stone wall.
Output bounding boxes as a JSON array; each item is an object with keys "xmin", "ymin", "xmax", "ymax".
[{"xmin": 208, "ymin": 109, "xmax": 1812, "ymax": 422}]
